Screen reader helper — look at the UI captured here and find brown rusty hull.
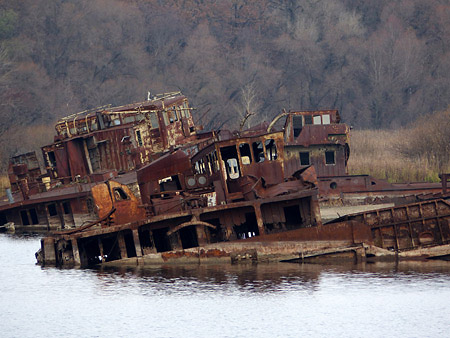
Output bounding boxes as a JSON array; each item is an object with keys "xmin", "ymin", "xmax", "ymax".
[
  {"xmin": 36, "ymin": 189, "xmax": 356, "ymax": 266},
  {"xmin": 37, "ymin": 192, "xmax": 450, "ymax": 267},
  {"xmin": 38, "ymin": 219, "xmax": 372, "ymax": 267}
]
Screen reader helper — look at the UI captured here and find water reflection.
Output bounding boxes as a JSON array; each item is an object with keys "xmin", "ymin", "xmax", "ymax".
[
  {"xmin": 89, "ymin": 259, "xmax": 450, "ymax": 297},
  {"xmin": 2, "ymin": 233, "xmax": 450, "ymax": 338}
]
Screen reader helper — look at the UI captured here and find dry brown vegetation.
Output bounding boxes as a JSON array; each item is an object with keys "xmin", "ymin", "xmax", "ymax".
[{"xmin": 348, "ymin": 109, "xmax": 450, "ymax": 183}]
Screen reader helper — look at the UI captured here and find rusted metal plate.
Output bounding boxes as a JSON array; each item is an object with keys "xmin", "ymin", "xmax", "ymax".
[{"xmin": 328, "ymin": 199, "xmax": 450, "ymax": 252}]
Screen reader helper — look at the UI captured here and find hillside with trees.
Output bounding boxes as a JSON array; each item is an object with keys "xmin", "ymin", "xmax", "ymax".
[{"xmin": 0, "ymin": 0, "xmax": 449, "ymax": 172}]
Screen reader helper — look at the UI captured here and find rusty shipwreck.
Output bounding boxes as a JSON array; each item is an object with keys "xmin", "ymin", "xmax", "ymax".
[
  {"xmin": 0, "ymin": 91, "xmax": 449, "ymax": 266},
  {"xmin": 36, "ymin": 129, "xmax": 450, "ymax": 267}
]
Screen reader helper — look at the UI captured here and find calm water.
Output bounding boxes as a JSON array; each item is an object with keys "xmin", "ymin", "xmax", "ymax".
[{"xmin": 1, "ymin": 234, "xmax": 450, "ymax": 338}]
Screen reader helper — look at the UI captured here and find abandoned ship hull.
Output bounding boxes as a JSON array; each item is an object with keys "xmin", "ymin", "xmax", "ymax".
[
  {"xmin": 37, "ymin": 193, "xmax": 450, "ymax": 267},
  {"xmin": 39, "ymin": 219, "xmax": 373, "ymax": 267}
]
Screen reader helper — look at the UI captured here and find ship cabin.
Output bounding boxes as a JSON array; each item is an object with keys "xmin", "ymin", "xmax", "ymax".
[
  {"xmin": 0, "ymin": 177, "xmax": 141, "ymax": 232},
  {"xmin": 133, "ymin": 131, "xmax": 322, "ymax": 255},
  {"xmin": 41, "ymin": 92, "xmax": 200, "ymax": 182},
  {"xmin": 279, "ymin": 110, "xmax": 350, "ymax": 178},
  {"xmin": 138, "ymin": 131, "xmax": 291, "ymax": 213}
]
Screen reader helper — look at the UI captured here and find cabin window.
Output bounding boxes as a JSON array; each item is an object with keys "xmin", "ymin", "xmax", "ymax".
[
  {"xmin": 180, "ymin": 106, "xmax": 186, "ymax": 118},
  {"xmin": 86, "ymin": 198, "xmax": 95, "ymax": 214},
  {"xmin": 20, "ymin": 210, "xmax": 30, "ymax": 225},
  {"xmin": 239, "ymin": 143, "xmax": 252, "ymax": 165},
  {"xmin": 114, "ymin": 187, "xmax": 129, "ymax": 201},
  {"xmin": 29, "ymin": 208, "xmax": 39, "ymax": 224},
  {"xmin": 163, "ymin": 112, "xmax": 169, "ymax": 126},
  {"xmin": 325, "ymin": 151, "xmax": 335, "ymax": 165},
  {"xmin": 47, "ymin": 151, "xmax": 57, "ymax": 167},
  {"xmin": 149, "ymin": 113, "xmax": 159, "ymax": 129},
  {"xmin": 62, "ymin": 201, "xmax": 71, "ymax": 215},
  {"xmin": 313, "ymin": 115, "xmax": 321, "ymax": 125},
  {"xmin": 172, "ymin": 107, "xmax": 178, "ymax": 121},
  {"xmin": 123, "ymin": 115, "xmax": 135, "ymax": 124},
  {"xmin": 265, "ymin": 139, "xmax": 278, "ymax": 161},
  {"xmin": 159, "ymin": 176, "xmax": 182, "ymax": 192},
  {"xmin": 195, "ymin": 159, "xmax": 207, "ymax": 174},
  {"xmin": 212, "ymin": 151, "xmax": 219, "ymax": 172},
  {"xmin": 205, "ymin": 154, "xmax": 215, "ymax": 174},
  {"xmin": 293, "ymin": 115, "xmax": 303, "ymax": 137},
  {"xmin": 227, "ymin": 158, "xmax": 239, "ymax": 179},
  {"xmin": 304, "ymin": 115, "xmax": 312, "ymax": 125},
  {"xmin": 220, "ymin": 145, "xmax": 240, "ymax": 179},
  {"xmin": 47, "ymin": 204, "xmax": 58, "ymax": 217},
  {"xmin": 252, "ymin": 141, "xmax": 265, "ymax": 163},
  {"xmin": 322, "ymin": 114, "xmax": 331, "ymax": 124},
  {"xmin": 300, "ymin": 152, "xmax": 310, "ymax": 165},
  {"xmin": 206, "ymin": 153, "xmax": 216, "ymax": 173},
  {"xmin": 176, "ymin": 106, "xmax": 182, "ymax": 120},
  {"xmin": 167, "ymin": 108, "xmax": 176, "ymax": 123},
  {"xmin": 136, "ymin": 130, "xmax": 143, "ymax": 147}
]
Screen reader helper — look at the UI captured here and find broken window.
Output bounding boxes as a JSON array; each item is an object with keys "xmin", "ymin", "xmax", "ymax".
[
  {"xmin": 300, "ymin": 152, "xmax": 310, "ymax": 166},
  {"xmin": 322, "ymin": 114, "xmax": 331, "ymax": 124},
  {"xmin": 304, "ymin": 115, "xmax": 313, "ymax": 125},
  {"xmin": 62, "ymin": 202, "xmax": 71, "ymax": 215},
  {"xmin": 89, "ymin": 120, "xmax": 98, "ymax": 131},
  {"xmin": 176, "ymin": 106, "xmax": 182, "ymax": 120},
  {"xmin": 239, "ymin": 143, "xmax": 252, "ymax": 165},
  {"xmin": 149, "ymin": 113, "xmax": 159, "ymax": 129},
  {"xmin": 29, "ymin": 208, "xmax": 39, "ymax": 224},
  {"xmin": 194, "ymin": 159, "xmax": 206, "ymax": 174},
  {"xmin": 163, "ymin": 112, "xmax": 169, "ymax": 126},
  {"xmin": 20, "ymin": 210, "xmax": 30, "ymax": 225},
  {"xmin": 135, "ymin": 130, "xmax": 143, "ymax": 147},
  {"xmin": 313, "ymin": 115, "xmax": 321, "ymax": 125},
  {"xmin": 159, "ymin": 176, "xmax": 182, "ymax": 192},
  {"xmin": 325, "ymin": 151, "xmax": 335, "ymax": 165},
  {"xmin": 293, "ymin": 115, "xmax": 303, "ymax": 137},
  {"xmin": 123, "ymin": 115, "xmax": 136, "ymax": 124},
  {"xmin": 252, "ymin": 141, "xmax": 265, "ymax": 163},
  {"xmin": 226, "ymin": 158, "xmax": 240, "ymax": 179},
  {"xmin": 113, "ymin": 188, "xmax": 129, "ymax": 201},
  {"xmin": 47, "ymin": 204, "xmax": 58, "ymax": 217},
  {"xmin": 166, "ymin": 108, "xmax": 176, "ymax": 123},
  {"xmin": 265, "ymin": 139, "xmax": 278, "ymax": 161},
  {"xmin": 86, "ymin": 198, "xmax": 95, "ymax": 214},
  {"xmin": 220, "ymin": 145, "xmax": 240, "ymax": 180},
  {"xmin": 212, "ymin": 151, "xmax": 219, "ymax": 172},
  {"xmin": 172, "ymin": 107, "xmax": 178, "ymax": 121},
  {"xmin": 47, "ymin": 151, "xmax": 57, "ymax": 167}
]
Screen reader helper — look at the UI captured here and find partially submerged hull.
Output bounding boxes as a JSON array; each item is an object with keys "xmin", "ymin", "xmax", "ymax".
[{"xmin": 36, "ymin": 192, "xmax": 450, "ymax": 267}]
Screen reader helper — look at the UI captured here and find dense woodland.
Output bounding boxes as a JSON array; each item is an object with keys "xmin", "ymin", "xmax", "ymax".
[{"xmin": 0, "ymin": 0, "xmax": 449, "ymax": 172}]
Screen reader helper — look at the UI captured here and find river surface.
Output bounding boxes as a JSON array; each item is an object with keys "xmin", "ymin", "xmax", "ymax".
[{"xmin": 1, "ymin": 234, "xmax": 450, "ymax": 338}]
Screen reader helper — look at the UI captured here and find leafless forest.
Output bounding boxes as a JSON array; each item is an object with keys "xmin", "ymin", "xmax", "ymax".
[{"xmin": 0, "ymin": 0, "xmax": 449, "ymax": 172}]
